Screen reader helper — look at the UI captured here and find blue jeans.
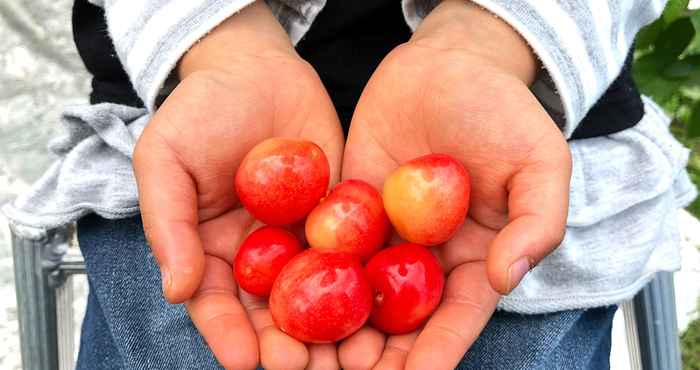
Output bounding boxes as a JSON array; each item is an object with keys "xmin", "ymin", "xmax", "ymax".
[{"xmin": 76, "ymin": 215, "xmax": 616, "ymax": 369}]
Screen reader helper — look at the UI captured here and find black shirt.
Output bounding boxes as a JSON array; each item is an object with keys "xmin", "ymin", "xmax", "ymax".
[{"xmin": 72, "ymin": 0, "xmax": 643, "ymax": 140}]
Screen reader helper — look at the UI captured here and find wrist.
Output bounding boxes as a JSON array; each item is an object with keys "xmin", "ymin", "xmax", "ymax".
[
  {"xmin": 178, "ymin": 0, "xmax": 298, "ymax": 79},
  {"xmin": 410, "ymin": 0, "xmax": 538, "ymax": 85}
]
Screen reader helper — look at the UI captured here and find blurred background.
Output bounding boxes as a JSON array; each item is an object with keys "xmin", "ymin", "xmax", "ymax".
[
  {"xmin": 0, "ymin": 1, "xmax": 88, "ymax": 369},
  {"xmin": 0, "ymin": 0, "xmax": 699, "ymax": 369}
]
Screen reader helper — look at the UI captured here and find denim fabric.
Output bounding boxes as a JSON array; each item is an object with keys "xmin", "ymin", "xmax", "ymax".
[
  {"xmin": 76, "ymin": 214, "xmax": 616, "ymax": 370},
  {"xmin": 76, "ymin": 214, "xmax": 222, "ymax": 370},
  {"xmin": 459, "ymin": 306, "xmax": 616, "ymax": 369}
]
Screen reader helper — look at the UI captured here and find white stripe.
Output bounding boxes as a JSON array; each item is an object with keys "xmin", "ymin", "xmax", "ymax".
[
  {"xmin": 124, "ymin": 0, "xmax": 207, "ymax": 83},
  {"xmin": 618, "ymin": 0, "xmax": 666, "ymax": 57},
  {"xmin": 105, "ymin": 0, "xmax": 150, "ymax": 44},
  {"xmin": 468, "ymin": 0, "xmax": 579, "ymax": 134},
  {"xmin": 614, "ymin": 0, "xmax": 633, "ymax": 59},
  {"xmin": 473, "ymin": 0, "xmax": 601, "ymax": 133},
  {"xmin": 136, "ymin": 0, "xmax": 257, "ymax": 110},
  {"xmin": 592, "ymin": 0, "xmax": 619, "ymax": 80},
  {"xmin": 524, "ymin": 1, "xmax": 599, "ymax": 109}
]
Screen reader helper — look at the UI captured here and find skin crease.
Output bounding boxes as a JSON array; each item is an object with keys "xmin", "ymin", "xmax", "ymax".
[
  {"xmin": 305, "ymin": 179, "xmax": 390, "ymax": 260},
  {"xmin": 337, "ymin": 1, "xmax": 571, "ymax": 370},
  {"xmin": 365, "ymin": 244, "xmax": 445, "ymax": 335},
  {"xmin": 132, "ymin": 2, "xmax": 344, "ymax": 369},
  {"xmin": 235, "ymin": 137, "xmax": 330, "ymax": 225},
  {"xmin": 269, "ymin": 249, "xmax": 373, "ymax": 343},
  {"xmin": 383, "ymin": 154, "xmax": 470, "ymax": 246},
  {"xmin": 233, "ymin": 226, "xmax": 303, "ymax": 297}
]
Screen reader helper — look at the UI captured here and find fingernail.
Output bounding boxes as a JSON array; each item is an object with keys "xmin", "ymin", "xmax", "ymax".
[
  {"xmin": 507, "ymin": 257, "xmax": 532, "ymax": 292},
  {"xmin": 161, "ymin": 267, "xmax": 172, "ymax": 295}
]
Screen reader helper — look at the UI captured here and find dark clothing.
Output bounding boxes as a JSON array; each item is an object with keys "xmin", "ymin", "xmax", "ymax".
[{"xmin": 72, "ymin": 0, "xmax": 643, "ymax": 139}]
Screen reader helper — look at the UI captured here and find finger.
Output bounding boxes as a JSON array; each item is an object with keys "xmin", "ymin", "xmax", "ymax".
[
  {"xmin": 433, "ymin": 217, "xmax": 495, "ymax": 273},
  {"xmin": 239, "ymin": 292, "xmax": 309, "ymax": 370},
  {"xmin": 185, "ymin": 256, "xmax": 258, "ymax": 370},
  {"xmin": 372, "ymin": 332, "xmax": 418, "ymax": 370},
  {"xmin": 307, "ymin": 343, "xmax": 340, "ymax": 370},
  {"xmin": 405, "ymin": 262, "xmax": 499, "ymax": 370},
  {"xmin": 134, "ymin": 131, "xmax": 204, "ymax": 303},
  {"xmin": 338, "ymin": 326, "xmax": 385, "ymax": 370},
  {"xmin": 198, "ymin": 208, "xmax": 255, "ymax": 262},
  {"xmin": 487, "ymin": 146, "xmax": 572, "ymax": 294}
]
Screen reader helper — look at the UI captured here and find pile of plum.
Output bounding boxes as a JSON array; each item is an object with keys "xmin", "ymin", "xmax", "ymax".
[{"xmin": 233, "ymin": 138, "xmax": 470, "ymax": 343}]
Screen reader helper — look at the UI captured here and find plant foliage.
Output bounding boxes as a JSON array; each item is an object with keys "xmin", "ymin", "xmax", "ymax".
[
  {"xmin": 633, "ymin": 2, "xmax": 700, "ymax": 369},
  {"xmin": 633, "ymin": 0, "xmax": 700, "ymax": 217}
]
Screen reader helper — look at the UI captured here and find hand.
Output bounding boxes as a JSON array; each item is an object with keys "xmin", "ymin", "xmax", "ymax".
[
  {"xmin": 337, "ymin": 1, "xmax": 572, "ymax": 369},
  {"xmin": 133, "ymin": 2, "xmax": 344, "ymax": 369}
]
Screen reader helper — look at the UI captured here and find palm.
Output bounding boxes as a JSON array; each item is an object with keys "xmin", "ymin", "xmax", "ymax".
[
  {"xmin": 134, "ymin": 57, "xmax": 344, "ymax": 369},
  {"xmin": 339, "ymin": 44, "xmax": 571, "ymax": 370}
]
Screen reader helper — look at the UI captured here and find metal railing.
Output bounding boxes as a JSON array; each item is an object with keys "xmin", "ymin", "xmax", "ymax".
[
  {"xmin": 9, "ymin": 224, "xmax": 683, "ymax": 370},
  {"xmin": 11, "ymin": 224, "xmax": 83, "ymax": 370}
]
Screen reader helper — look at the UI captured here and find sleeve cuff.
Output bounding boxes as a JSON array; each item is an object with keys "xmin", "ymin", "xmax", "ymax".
[
  {"xmin": 402, "ymin": 0, "xmax": 654, "ymax": 138},
  {"xmin": 106, "ymin": 0, "xmax": 325, "ymax": 112}
]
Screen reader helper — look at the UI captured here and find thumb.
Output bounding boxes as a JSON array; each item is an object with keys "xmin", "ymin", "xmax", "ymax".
[
  {"xmin": 133, "ymin": 129, "xmax": 205, "ymax": 303},
  {"xmin": 486, "ymin": 146, "xmax": 572, "ymax": 295}
]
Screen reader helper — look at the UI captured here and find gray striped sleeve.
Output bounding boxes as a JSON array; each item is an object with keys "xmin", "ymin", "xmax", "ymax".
[
  {"xmin": 403, "ymin": 0, "xmax": 668, "ymax": 138},
  {"xmin": 98, "ymin": 0, "xmax": 325, "ymax": 112}
]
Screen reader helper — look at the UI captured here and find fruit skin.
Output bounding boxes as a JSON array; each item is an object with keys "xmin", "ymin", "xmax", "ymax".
[
  {"xmin": 234, "ymin": 226, "xmax": 303, "ymax": 297},
  {"xmin": 269, "ymin": 249, "xmax": 372, "ymax": 343},
  {"xmin": 305, "ymin": 179, "xmax": 390, "ymax": 261},
  {"xmin": 383, "ymin": 153, "xmax": 470, "ymax": 246},
  {"xmin": 365, "ymin": 243, "xmax": 445, "ymax": 335},
  {"xmin": 235, "ymin": 138, "xmax": 330, "ymax": 225}
]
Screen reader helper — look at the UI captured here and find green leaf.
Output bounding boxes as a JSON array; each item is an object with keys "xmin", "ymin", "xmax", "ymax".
[
  {"xmin": 681, "ymin": 86, "xmax": 700, "ymax": 101},
  {"xmin": 663, "ymin": 61, "xmax": 696, "ymax": 78},
  {"xmin": 633, "ymin": 48, "xmax": 674, "ymax": 75},
  {"xmin": 677, "ymin": 101, "xmax": 695, "ymax": 124},
  {"xmin": 633, "ymin": 71, "xmax": 682, "ymax": 104},
  {"xmin": 684, "ymin": 9, "xmax": 700, "ymax": 56},
  {"xmin": 633, "ymin": 18, "xmax": 699, "ymax": 104},
  {"xmin": 662, "ymin": 0, "xmax": 689, "ymax": 26},
  {"xmin": 688, "ymin": 104, "xmax": 700, "ymax": 138},
  {"xmin": 636, "ymin": 19, "xmax": 665, "ymax": 49},
  {"xmin": 636, "ymin": 0, "xmax": 691, "ymax": 50},
  {"xmin": 656, "ymin": 17, "xmax": 695, "ymax": 57}
]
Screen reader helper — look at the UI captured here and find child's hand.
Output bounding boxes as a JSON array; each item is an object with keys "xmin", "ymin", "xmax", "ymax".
[
  {"xmin": 133, "ymin": 2, "xmax": 344, "ymax": 369},
  {"xmin": 338, "ymin": 1, "xmax": 571, "ymax": 369}
]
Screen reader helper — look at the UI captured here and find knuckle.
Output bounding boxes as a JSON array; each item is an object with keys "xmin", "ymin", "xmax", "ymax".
[
  {"xmin": 425, "ymin": 322, "xmax": 469, "ymax": 345},
  {"xmin": 442, "ymin": 294, "xmax": 488, "ymax": 316},
  {"xmin": 384, "ymin": 342, "xmax": 409, "ymax": 356}
]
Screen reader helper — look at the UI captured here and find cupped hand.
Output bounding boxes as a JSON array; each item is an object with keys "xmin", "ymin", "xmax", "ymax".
[
  {"xmin": 132, "ymin": 2, "xmax": 343, "ymax": 369},
  {"xmin": 338, "ymin": 2, "xmax": 572, "ymax": 369}
]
